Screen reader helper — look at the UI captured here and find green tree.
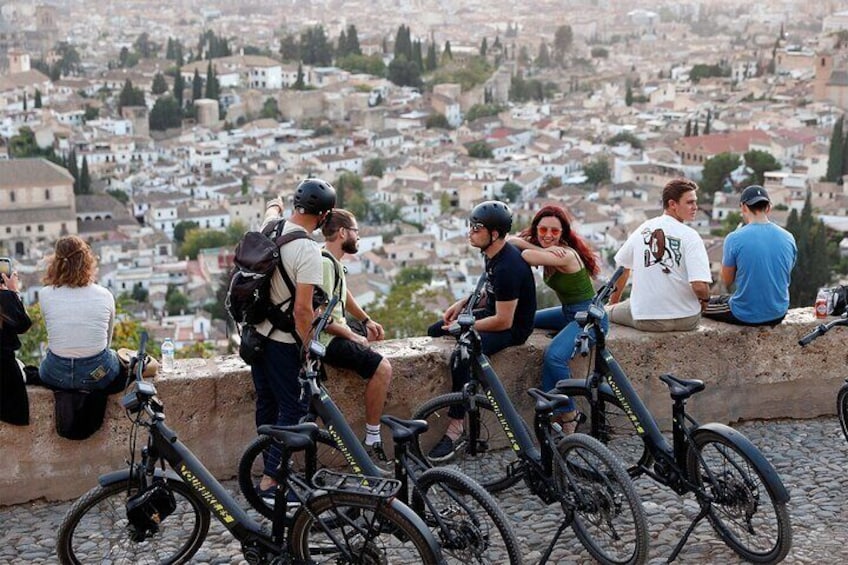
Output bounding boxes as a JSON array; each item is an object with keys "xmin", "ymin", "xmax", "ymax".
[
  {"xmin": 79, "ymin": 156, "xmax": 91, "ymax": 195},
  {"xmin": 300, "ymin": 25, "xmax": 333, "ymax": 66},
  {"xmin": 692, "ymin": 120, "xmax": 699, "ymax": 136},
  {"xmin": 173, "ymin": 220, "xmax": 201, "ymax": 244},
  {"xmin": 34, "ymin": 89, "xmax": 42, "ymax": 108},
  {"xmin": 700, "ymin": 152, "xmax": 741, "ymax": 201},
  {"xmin": 387, "ymin": 56, "xmax": 422, "ymax": 88},
  {"xmin": 786, "ymin": 194, "xmax": 831, "ymax": 307},
  {"xmin": 480, "ymin": 37, "xmax": 488, "ymax": 57},
  {"xmin": 345, "ymin": 24, "xmax": 362, "ymax": 56},
  {"xmin": 151, "ymin": 72, "xmax": 168, "ymax": 94},
  {"xmin": 466, "ymin": 103, "xmax": 502, "ymax": 122},
  {"xmin": 426, "ymin": 113, "xmax": 450, "ymax": 129},
  {"xmin": 711, "ymin": 211, "xmax": 742, "ymax": 237},
  {"xmin": 467, "ymin": 141, "xmax": 493, "ymax": 159},
  {"xmin": 443, "ymin": 40, "xmax": 453, "ymax": 61},
  {"xmin": 590, "ymin": 46, "xmax": 609, "ymax": 58},
  {"xmin": 173, "ymin": 71, "xmax": 185, "ymax": 110},
  {"xmin": 192, "ymin": 69, "xmax": 203, "ymax": 100},
  {"xmin": 743, "ymin": 149, "xmax": 781, "ymax": 185},
  {"xmin": 107, "ymin": 188, "xmax": 129, "ymax": 204},
  {"xmin": 118, "ymin": 79, "xmax": 145, "ymax": 111},
  {"xmin": 293, "ymin": 63, "xmax": 305, "ymax": 89},
  {"xmin": 684, "ymin": 120, "xmax": 692, "ymax": 137},
  {"xmin": 260, "ymin": 97, "xmax": 280, "ymax": 119},
  {"xmin": 536, "ymin": 41, "xmax": 551, "ymax": 67},
  {"xmin": 131, "ymin": 282, "xmax": 149, "ymax": 303},
  {"xmin": 583, "ymin": 157, "xmax": 611, "ymax": 186},
  {"xmin": 625, "ymin": 84, "xmax": 633, "ymax": 106},
  {"xmin": 394, "ymin": 25, "xmax": 412, "ymax": 61},
  {"xmin": 279, "ymin": 33, "xmax": 300, "ymax": 61},
  {"xmin": 179, "ymin": 229, "xmax": 232, "ymax": 259},
  {"xmin": 336, "ymin": 53, "xmax": 385, "ymax": 77},
  {"xmin": 396, "ymin": 266, "xmax": 433, "ymax": 286},
  {"xmin": 165, "ymin": 285, "xmax": 190, "ymax": 315},
  {"xmin": 204, "ymin": 61, "xmax": 219, "ymax": 100},
  {"xmin": 149, "ymin": 95, "xmax": 182, "ymax": 130},
  {"xmin": 134, "ymin": 32, "xmax": 157, "ymax": 59},
  {"xmin": 501, "ymin": 181, "xmax": 522, "ymax": 203},
  {"xmin": 606, "ymin": 132, "xmax": 644, "ymax": 149},
  {"xmin": 426, "ymin": 42, "xmax": 438, "ymax": 71},
  {"xmin": 553, "ymin": 24, "xmax": 573, "ymax": 66},
  {"xmin": 333, "ymin": 171, "xmax": 364, "ymax": 208},
  {"xmin": 439, "ymin": 191, "xmax": 452, "ymax": 214},
  {"xmin": 364, "ymin": 157, "xmax": 385, "ymax": 178},
  {"xmin": 704, "ymin": 110, "xmax": 712, "ymax": 134},
  {"xmin": 367, "ymin": 282, "xmax": 449, "ymax": 338}
]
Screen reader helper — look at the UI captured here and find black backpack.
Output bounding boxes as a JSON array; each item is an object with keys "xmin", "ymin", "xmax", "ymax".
[{"xmin": 225, "ymin": 219, "xmax": 310, "ymax": 334}]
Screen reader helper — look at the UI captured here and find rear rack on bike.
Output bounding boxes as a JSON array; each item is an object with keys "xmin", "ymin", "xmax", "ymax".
[{"xmin": 312, "ymin": 469, "xmax": 401, "ymax": 499}]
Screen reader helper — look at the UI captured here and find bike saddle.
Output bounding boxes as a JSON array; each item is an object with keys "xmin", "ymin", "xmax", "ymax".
[
  {"xmin": 257, "ymin": 422, "xmax": 319, "ymax": 451},
  {"xmin": 380, "ymin": 414, "xmax": 429, "ymax": 442},
  {"xmin": 527, "ymin": 388, "xmax": 573, "ymax": 414},
  {"xmin": 659, "ymin": 373, "xmax": 705, "ymax": 400}
]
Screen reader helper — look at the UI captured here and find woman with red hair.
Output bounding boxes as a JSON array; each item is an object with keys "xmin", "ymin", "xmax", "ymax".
[
  {"xmin": 38, "ymin": 236, "xmax": 122, "ymax": 392},
  {"xmin": 509, "ymin": 204, "xmax": 608, "ymax": 430}
]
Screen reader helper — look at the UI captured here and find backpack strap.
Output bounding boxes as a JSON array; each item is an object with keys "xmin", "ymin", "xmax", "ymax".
[
  {"xmin": 264, "ymin": 221, "xmax": 312, "ymax": 335},
  {"xmin": 321, "ymin": 249, "xmax": 344, "ymax": 316}
]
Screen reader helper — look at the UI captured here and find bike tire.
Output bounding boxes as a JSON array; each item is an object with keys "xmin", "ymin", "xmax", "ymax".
[
  {"xmin": 56, "ymin": 478, "xmax": 210, "ymax": 565},
  {"xmin": 554, "ymin": 433, "xmax": 649, "ymax": 565},
  {"xmin": 411, "ymin": 392, "xmax": 524, "ymax": 492},
  {"xmin": 554, "ymin": 383, "xmax": 652, "ymax": 477},
  {"xmin": 413, "ymin": 466, "xmax": 523, "ymax": 565},
  {"xmin": 289, "ymin": 490, "xmax": 443, "ymax": 564},
  {"xmin": 687, "ymin": 429, "xmax": 792, "ymax": 564},
  {"xmin": 838, "ymin": 382, "xmax": 848, "ymax": 444},
  {"xmin": 238, "ymin": 429, "xmax": 350, "ymax": 519}
]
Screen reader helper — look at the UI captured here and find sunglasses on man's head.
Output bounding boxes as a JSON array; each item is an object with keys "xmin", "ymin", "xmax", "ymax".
[{"xmin": 537, "ymin": 226, "xmax": 562, "ymax": 237}]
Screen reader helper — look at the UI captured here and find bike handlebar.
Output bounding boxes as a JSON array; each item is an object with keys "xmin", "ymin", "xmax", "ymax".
[{"xmin": 798, "ymin": 313, "xmax": 848, "ymax": 346}]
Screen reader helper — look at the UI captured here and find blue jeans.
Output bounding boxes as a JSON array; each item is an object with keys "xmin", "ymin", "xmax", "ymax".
[
  {"xmin": 535, "ymin": 301, "xmax": 609, "ymax": 406},
  {"xmin": 250, "ymin": 339, "xmax": 307, "ymax": 476},
  {"xmin": 39, "ymin": 349, "xmax": 121, "ymax": 392},
  {"xmin": 428, "ymin": 319, "xmax": 517, "ymax": 419}
]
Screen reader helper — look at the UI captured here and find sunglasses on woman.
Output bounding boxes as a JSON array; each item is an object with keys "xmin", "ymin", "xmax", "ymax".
[{"xmin": 537, "ymin": 226, "xmax": 562, "ymax": 237}]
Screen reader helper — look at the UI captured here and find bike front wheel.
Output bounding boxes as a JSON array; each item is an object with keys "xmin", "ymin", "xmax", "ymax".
[
  {"xmin": 838, "ymin": 382, "xmax": 848, "ymax": 444},
  {"xmin": 57, "ymin": 478, "xmax": 210, "ymax": 565},
  {"xmin": 555, "ymin": 433, "xmax": 648, "ymax": 565},
  {"xmin": 411, "ymin": 392, "xmax": 524, "ymax": 492},
  {"xmin": 238, "ymin": 429, "xmax": 349, "ymax": 519},
  {"xmin": 687, "ymin": 429, "xmax": 792, "ymax": 563},
  {"xmin": 413, "ymin": 466, "xmax": 523, "ymax": 564},
  {"xmin": 553, "ymin": 382, "xmax": 651, "ymax": 477},
  {"xmin": 289, "ymin": 490, "xmax": 443, "ymax": 564}
]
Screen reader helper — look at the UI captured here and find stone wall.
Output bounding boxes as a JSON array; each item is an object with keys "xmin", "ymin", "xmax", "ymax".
[{"xmin": 1, "ymin": 309, "xmax": 844, "ymax": 506}]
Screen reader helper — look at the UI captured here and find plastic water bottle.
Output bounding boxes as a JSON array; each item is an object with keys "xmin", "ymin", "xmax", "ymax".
[{"xmin": 161, "ymin": 338, "xmax": 175, "ymax": 373}]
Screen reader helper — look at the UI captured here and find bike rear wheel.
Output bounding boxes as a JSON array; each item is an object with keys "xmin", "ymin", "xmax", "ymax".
[
  {"xmin": 289, "ymin": 490, "xmax": 443, "ymax": 564},
  {"xmin": 56, "ymin": 478, "xmax": 210, "ymax": 565},
  {"xmin": 238, "ymin": 429, "xmax": 349, "ymax": 519},
  {"xmin": 553, "ymin": 383, "xmax": 651, "ymax": 477},
  {"xmin": 838, "ymin": 382, "xmax": 848, "ymax": 444},
  {"xmin": 687, "ymin": 429, "xmax": 792, "ymax": 563},
  {"xmin": 411, "ymin": 392, "xmax": 524, "ymax": 492},
  {"xmin": 413, "ymin": 466, "xmax": 523, "ymax": 564},
  {"xmin": 554, "ymin": 433, "xmax": 649, "ymax": 565}
]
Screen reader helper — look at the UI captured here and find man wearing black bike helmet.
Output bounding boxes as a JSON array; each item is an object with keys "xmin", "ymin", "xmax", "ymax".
[
  {"xmin": 253, "ymin": 178, "xmax": 335, "ymax": 496},
  {"xmin": 426, "ymin": 200, "xmax": 536, "ymax": 461}
]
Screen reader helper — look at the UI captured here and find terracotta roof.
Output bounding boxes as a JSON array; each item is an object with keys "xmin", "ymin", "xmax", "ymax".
[
  {"xmin": 0, "ymin": 158, "xmax": 74, "ymax": 189},
  {"xmin": 675, "ymin": 130, "xmax": 772, "ymax": 155}
]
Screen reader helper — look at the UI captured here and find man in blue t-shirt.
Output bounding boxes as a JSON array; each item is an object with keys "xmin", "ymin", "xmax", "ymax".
[
  {"xmin": 426, "ymin": 201, "xmax": 536, "ymax": 461},
  {"xmin": 704, "ymin": 185, "xmax": 797, "ymax": 326}
]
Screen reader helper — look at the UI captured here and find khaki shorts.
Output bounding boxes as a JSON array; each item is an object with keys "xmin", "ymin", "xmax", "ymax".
[{"xmin": 607, "ymin": 300, "xmax": 701, "ymax": 332}]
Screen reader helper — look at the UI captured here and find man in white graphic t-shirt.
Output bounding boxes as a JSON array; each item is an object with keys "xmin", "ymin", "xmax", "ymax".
[{"xmin": 607, "ymin": 178, "xmax": 712, "ymax": 332}]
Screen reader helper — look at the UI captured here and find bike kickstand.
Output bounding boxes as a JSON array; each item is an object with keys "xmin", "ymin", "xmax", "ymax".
[
  {"xmin": 539, "ymin": 516, "xmax": 571, "ymax": 564},
  {"xmin": 667, "ymin": 502, "xmax": 711, "ymax": 563}
]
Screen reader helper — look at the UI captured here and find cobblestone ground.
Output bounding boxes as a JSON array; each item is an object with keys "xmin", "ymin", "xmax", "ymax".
[{"xmin": 2, "ymin": 417, "xmax": 846, "ymax": 564}]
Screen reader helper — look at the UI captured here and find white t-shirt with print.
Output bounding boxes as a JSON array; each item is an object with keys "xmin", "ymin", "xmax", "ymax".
[{"xmin": 614, "ymin": 214, "xmax": 712, "ymax": 320}]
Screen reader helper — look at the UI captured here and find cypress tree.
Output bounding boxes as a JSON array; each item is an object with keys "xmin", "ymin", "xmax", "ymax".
[
  {"xmin": 192, "ymin": 69, "xmax": 202, "ymax": 100},
  {"xmin": 704, "ymin": 110, "xmax": 712, "ymax": 134},
  {"xmin": 693, "ymin": 120, "xmax": 699, "ymax": 136},
  {"xmin": 79, "ymin": 156, "xmax": 91, "ymax": 195},
  {"xmin": 173, "ymin": 71, "xmax": 185, "ymax": 109},
  {"xmin": 684, "ymin": 120, "xmax": 692, "ymax": 137},
  {"xmin": 826, "ymin": 115, "xmax": 844, "ymax": 182},
  {"xmin": 426, "ymin": 42, "xmax": 437, "ymax": 71}
]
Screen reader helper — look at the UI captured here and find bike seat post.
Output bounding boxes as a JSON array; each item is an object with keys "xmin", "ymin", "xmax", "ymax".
[{"xmin": 671, "ymin": 399, "xmax": 688, "ymax": 470}]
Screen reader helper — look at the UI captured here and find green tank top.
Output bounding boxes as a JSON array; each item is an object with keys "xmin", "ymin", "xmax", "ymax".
[{"xmin": 544, "ymin": 267, "xmax": 594, "ymax": 305}]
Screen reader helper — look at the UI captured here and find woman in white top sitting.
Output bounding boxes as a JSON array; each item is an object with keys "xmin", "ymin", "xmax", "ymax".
[{"xmin": 38, "ymin": 235, "xmax": 122, "ymax": 391}]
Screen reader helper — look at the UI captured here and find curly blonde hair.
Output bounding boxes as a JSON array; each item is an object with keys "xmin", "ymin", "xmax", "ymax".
[{"xmin": 43, "ymin": 235, "xmax": 97, "ymax": 288}]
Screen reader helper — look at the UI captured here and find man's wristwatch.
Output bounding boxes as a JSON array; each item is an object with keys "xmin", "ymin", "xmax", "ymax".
[{"xmin": 361, "ymin": 317, "xmax": 371, "ymax": 325}]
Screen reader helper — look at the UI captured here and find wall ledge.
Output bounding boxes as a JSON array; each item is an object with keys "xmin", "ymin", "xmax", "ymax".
[{"xmin": 1, "ymin": 308, "xmax": 838, "ymax": 506}]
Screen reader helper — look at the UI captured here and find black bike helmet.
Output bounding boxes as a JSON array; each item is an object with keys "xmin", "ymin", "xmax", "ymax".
[
  {"xmin": 293, "ymin": 178, "xmax": 337, "ymax": 215},
  {"xmin": 469, "ymin": 200, "xmax": 512, "ymax": 238}
]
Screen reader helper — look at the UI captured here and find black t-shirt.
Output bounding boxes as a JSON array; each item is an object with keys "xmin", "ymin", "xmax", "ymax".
[{"xmin": 483, "ymin": 242, "xmax": 536, "ymax": 344}]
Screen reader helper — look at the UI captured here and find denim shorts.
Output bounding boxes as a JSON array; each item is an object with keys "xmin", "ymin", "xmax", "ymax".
[{"xmin": 39, "ymin": 348, "xmax": 122, "ymax": 391}]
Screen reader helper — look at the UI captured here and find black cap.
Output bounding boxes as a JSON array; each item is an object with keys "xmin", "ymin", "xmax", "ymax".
[{"xmin": 740, "ymin": 185, "xmax": 770, "ymax": 206}]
